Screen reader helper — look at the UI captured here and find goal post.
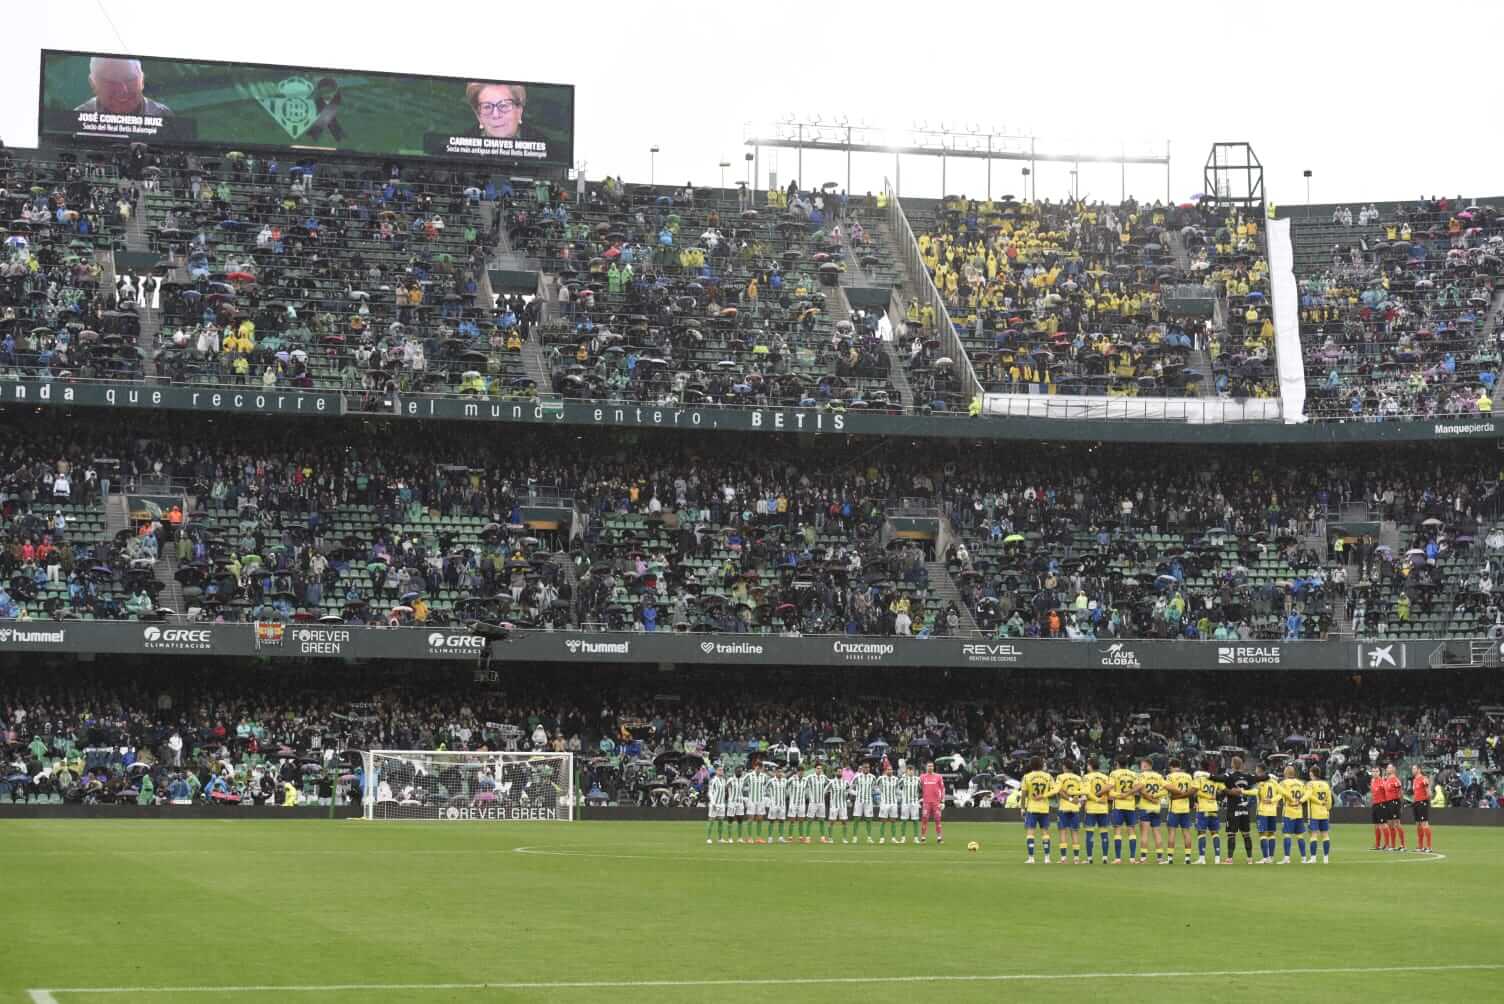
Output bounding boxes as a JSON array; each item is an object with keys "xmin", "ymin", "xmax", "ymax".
[{"xmin": 362, "ymin": 750, "xmax": 575, "ymax": 821}]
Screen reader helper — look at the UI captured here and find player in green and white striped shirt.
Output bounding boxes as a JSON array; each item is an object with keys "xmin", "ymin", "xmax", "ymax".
[
  {"xmin": 706, "ymin": 768, "xmax": 729, "ymax": 843},
  {"xmin": 877, "ymin": 764, "xmax": 902, "ymax": 843},
  {"xmin": 745, "ymin": 764, "xmax": 768, "ymax": 843},
  {"xmin": 766, "ymin": 768, "xmax": 788, "ymax": 843},
  {"xmin": 898, "ymin": 765, "xmax": 922, "ymax": 843},
  {"xmin": 802, "ymin": 764, "xmax": 828, "ymax": 843},
  {"xmin": 850, "ymin": 762, "xmax": 877, "ymax": 842},
  {"xmin": 726, "ymin": 766, "xmax": 746, "ymax": 842},
  {"xmin": 784, "ymin": 764, "xmax": 803, "ymax": 836},
  {"xmin": 827, "ymin": 769, "xmax": 851, "ymax": 843}
]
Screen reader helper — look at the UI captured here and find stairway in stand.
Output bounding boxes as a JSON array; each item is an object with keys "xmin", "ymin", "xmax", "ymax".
[{"xmin": 924, "ymin": 560, "xmax": 981, "ymax": 636}]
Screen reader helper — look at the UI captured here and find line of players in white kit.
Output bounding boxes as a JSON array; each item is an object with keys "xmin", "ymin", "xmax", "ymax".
[{"xmin": 706, "ymin": 761, "xmax": 942, "ymax": 844}]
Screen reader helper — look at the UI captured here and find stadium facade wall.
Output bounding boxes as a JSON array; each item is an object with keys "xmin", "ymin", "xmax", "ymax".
[{"xmin": 0, "ymin": 379, "xmax": 1497, "ymax": 444}]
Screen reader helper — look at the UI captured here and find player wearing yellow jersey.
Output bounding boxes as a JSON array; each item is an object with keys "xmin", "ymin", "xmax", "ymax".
[
  {"xmin": 1136, "ymin": 759, "xmax": 1167, "ymax": 864},
  {"xmin": 1106, "ymin": 756, "xmax": 1139, "ymax": 864},
  {"xmin": 1081, "ymin": 765, "xmax": 1112, "ymax": 864},
  {"xmin": 1304, "ymin": 765, "xmax": 1333, "ymax": 863},
  {"xmin": 1053, "ymin": 763, "xmax": 1086, "ymax": 864},
  {"xmin": 1192, "ymin": 763, "xmax": 1225, "ymax": 864},
  {"xmin": 1278, "ymin": 765, "xmax": 1308, "ymax": 864},
  {"xmin": 1020, "ymin": 757, "xmax": 1056, "ymax": 864},
  {"xmin": 1163, "ymin": 759, "xmax": 1196, "ymax": 865},
  {"xmin": 1254, "ymin": 767, "xmax": 1283, "ymax": 863}
]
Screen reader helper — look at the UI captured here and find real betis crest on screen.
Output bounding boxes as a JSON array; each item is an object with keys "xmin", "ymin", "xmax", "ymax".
[{"xmin": 253, "ymin": 76, "xmax": 320, "ymax": 140}]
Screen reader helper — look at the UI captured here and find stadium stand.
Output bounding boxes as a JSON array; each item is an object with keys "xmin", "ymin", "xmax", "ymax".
[
  {"xmin": 1291, "ymin": 196, "xmax": 1504, "ymax": 420},
  {"xmin": 906, "ymin": 195, "xmax": 1278, "ymax": 400},
  {"xmin": 506, "ymin": 178, "xmax": 934, "ymax": 412},
  {"xmin": 2, "ymin": 665, "xmax": 1499, "ymax": 808},
  {"xmin": 126, "ymin": 146, "xmax": 535, "ymax": 400},
  {"xmin": 4, "ymin": 415, "xmax": 1500, "ymax": 645}
]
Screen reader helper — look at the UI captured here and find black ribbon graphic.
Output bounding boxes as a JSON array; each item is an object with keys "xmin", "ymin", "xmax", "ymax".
[{"xmin": 305, "ymin": 77, "xmax": 344, "ymax": 142}]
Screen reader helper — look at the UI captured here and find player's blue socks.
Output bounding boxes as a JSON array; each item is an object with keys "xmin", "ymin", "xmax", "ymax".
[
  {"xmin": 1283, "ymin": 836, "xmax": 1292, "ymax": 858},
  {"xmin": 1128, "ymin": 837, "xmax": 1138, "ymax": 859},
  {"xmin": 1322, "ymin": 839, "xmax": 1331, "ymax": 857},
  {"xmin": 1298, "ymin": 838, "xmax": 1307, "ymax": 859},
  {"xmin": 1197, "ymin": 834, "xmax": 1206, "ymax": 858},
  {"xmin": 1213, "ymin": 836, "xmax": 1221, "ymax": 859},
  {"xmin": 1085, "ymin": 831, "xmax": 1094, "ymax": 859},
  {"xmin": 1099, "ymin": 829, "xmax": 1109, "ymax": 861},
  {"xmin": 1027, "ymin": 836, "xmax": 1035, "ymax": 858},
  {"xmin": 1113, "ymin": 837, "xmax": 1122, "ymax": 859},
  {"xmin": 1042, "ymin": 836, "xmax": 1051, "ymax": 858}
]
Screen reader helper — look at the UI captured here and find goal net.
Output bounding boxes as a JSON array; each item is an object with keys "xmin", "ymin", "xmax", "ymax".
[{"xmin": 363, "ymin": 750, "xmax": 575, "ymax": 822}]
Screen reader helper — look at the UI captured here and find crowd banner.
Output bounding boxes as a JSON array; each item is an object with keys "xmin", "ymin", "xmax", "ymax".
[
  {"xmin": 0, "ymin": 623, "xmax": 1478, "ymax": 670},
  {"xmin": 1267, "ymin": 216, "xmax": 1309, "ymax": 424},
  {"xmin": 0, "ymin": 379, "xmax": 1498, "ymax": 444}
]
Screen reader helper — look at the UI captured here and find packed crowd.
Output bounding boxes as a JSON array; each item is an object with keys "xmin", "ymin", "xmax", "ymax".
[
  {"xmin": 914, "ymin": 195, "xmax": 1276, "ymax": 399},
  {"xmin": 2, "ymin": 665, "xmax": 1499, "ymax": 809},
  {"xmin": 3, "ymin": 417, "xmax": 1501, "ymax": 643},
  {"xmin": 0, "ymin": 145, "xmax": 140, "ymax": 382},
  {"xmin": 510, "ymin": 176, "xmax": 960, "ymax": 412},
  {"xmin": 142, "ymin": 145, "xmax": 522, "ymax": 399},
  {"xmin": 1295, "ymin": 196, "xmax": 1504, "ymax": 420}
]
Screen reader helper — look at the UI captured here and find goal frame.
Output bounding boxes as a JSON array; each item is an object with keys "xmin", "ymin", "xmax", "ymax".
[{"xmin": 362, "ymin": 749, "xmax": 575, "ymax": 822}]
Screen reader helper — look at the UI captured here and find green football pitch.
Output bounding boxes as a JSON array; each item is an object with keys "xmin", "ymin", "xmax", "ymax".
[{"xmin": 3, "ymin": 820, "xmax": 1499, "ymax": 1003}]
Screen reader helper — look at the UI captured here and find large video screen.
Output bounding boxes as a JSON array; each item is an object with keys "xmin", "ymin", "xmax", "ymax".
[{"xmin": 39, "ymin": 50, "xmax": 574, "ymax": 166}]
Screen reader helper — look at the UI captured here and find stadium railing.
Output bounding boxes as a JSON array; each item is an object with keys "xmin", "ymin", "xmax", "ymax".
[{"xmin": 883, "ymin": 179, "xmax": 984, "ymax": 405}]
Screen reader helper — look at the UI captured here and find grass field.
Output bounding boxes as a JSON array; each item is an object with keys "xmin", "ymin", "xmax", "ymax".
[{"xmin": 3, "ymin": 820, "xmax": 1499, "ymax": 1003}]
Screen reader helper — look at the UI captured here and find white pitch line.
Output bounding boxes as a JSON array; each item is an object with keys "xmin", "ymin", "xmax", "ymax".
[{"xmin": 31, "ymin": 962, "xmax": 1504, "ymax": 996}]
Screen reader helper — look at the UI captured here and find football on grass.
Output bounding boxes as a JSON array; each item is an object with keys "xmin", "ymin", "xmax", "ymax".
[{"xmin": 967, "ymin": 841, "xmax": 980, "ymax": 853}]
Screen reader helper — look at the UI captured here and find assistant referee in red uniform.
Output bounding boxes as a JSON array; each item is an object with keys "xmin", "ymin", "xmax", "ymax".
[{"xmin": 1410, "ymin": 765, "xmax": 1434, "ymax": 853}]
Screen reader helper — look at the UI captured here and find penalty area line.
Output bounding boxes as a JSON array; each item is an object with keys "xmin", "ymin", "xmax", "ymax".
[{"xmin": 29, "ymin": 962, "xmax": 1504, "ymax": 996}]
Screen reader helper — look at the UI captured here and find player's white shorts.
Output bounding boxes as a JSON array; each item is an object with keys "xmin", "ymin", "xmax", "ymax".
[
  {"xmin": 901, "ymin": 802, "xmax": 920, "ymax": 821},
  {"xmin": 766, "ymin": 802, "xmax": 784, "ymax": 820},
  {"xmin": 879, "ymin": 802, "xmax": 898, "ymax": 819},
  {"xmin": 853, "ymin": 800, "xmax": 873, "ymax": 818},
  {"xmin": 786, "ymin": 805, "xmax": 803, "ymax": 819},
  {"xmin": 806, "ymin": 803, "xmax": 827, "ymax": 820},
  {"xmin": 726, "ymin": 802, "xmax": 744, "ymax": 818},
  {"xmin": 829, "ymin": 802, "xmax": 849, "ymax": 821},
  {"xmin": 708, "ymin": 803, "xmax": 726, "ymax": 819}
]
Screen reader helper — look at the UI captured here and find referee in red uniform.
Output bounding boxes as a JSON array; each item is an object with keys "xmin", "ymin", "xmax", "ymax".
[
  {"xmin": 1383, "ymin": 764, "xmax": 1407, "ymax": 851},
  {"xmin": 1410, "ymin": 765, "xmax": 1434, "ymax": 853}
]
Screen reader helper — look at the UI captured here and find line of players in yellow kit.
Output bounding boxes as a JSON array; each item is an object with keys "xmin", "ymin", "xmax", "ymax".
[{"xmin": 1018, "ymin": 754, "xmax": 1335, "ymax": 864}]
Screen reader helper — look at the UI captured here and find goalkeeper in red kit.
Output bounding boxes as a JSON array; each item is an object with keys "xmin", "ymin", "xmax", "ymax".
[{"xmin": 919, "ymin": 761, "xmax": 946, "ymax": 844}]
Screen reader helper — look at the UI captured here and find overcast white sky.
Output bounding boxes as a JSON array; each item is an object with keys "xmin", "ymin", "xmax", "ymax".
[{"xmin": 5, "ymin": 0, "xmax": 1502, "ymax": 206}]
